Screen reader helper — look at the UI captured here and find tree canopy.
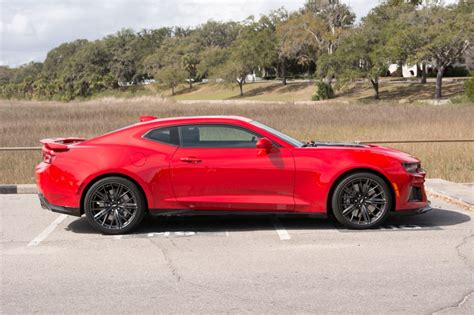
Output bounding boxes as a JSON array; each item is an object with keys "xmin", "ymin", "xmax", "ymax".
[{"xmin": 0, "ymin": 0, "xmax": 472, "ymax": 100}]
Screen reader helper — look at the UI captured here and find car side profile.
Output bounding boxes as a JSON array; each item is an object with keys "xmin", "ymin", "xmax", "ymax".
[{"xmin": 36, "ymin": 115, "xmax": 431, "ymax": 234}]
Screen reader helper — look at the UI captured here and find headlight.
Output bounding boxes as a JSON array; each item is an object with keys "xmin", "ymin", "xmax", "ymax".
[{"xmin": 402, "ymin": 162, "xmax": 420, "ymax": 173}]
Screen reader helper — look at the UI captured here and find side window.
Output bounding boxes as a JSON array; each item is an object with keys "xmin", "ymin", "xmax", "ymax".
[
  {"xmin": 179, "ymin": 125, "xmax": 260, "ymax": 148},
  {"xmin": 144, "ymin": 126, "xmax": 179, "ymax": 146}
]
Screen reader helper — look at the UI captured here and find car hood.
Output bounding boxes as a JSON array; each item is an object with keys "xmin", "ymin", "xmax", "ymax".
[{"xmin": 306, "ymin": 141, "xmax": 419, "ymax": 163}]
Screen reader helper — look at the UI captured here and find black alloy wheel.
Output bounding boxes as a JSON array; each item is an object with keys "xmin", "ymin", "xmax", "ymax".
[
  {"xmin": 84, "ymin": 177, "xmax": 146, "ymax": 234},
  {"xmin": 332, "ymin": 172, "xmax": 392, "ymax": 229}
]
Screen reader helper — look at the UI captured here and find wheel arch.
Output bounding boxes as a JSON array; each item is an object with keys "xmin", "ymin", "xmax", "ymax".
[
  {"xmin": 80, "ymin": 173, "xmax": 149, "ymax": 215},
  {"xmin": 326, "ymin": 168, "xmax": 396, "ymax": 216}
]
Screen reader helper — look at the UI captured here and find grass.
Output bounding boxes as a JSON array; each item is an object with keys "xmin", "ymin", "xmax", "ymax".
[
  {"xmin": 166, "ymin": 78, "xmax": 466, "ymax": 102},
  {"xmin": 84, "ymin": 78, "xmax": 467, "ymax": 103},
  {"xmin": 0, "ymin": 97, "xmax": 473, "ymax": 184},
  {"xmin": 172, "ymin": 81, "xmax": 315, "ymax": 102}
]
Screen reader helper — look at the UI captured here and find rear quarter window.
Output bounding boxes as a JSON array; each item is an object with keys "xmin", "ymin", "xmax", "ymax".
[{"xmin": 144, "ymin": 126, "xmax": 179, "ymax": 146}]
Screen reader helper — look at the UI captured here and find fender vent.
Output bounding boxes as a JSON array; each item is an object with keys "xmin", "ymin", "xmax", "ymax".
[{"xmin": 409, "ymin": 187, "xmax": 422, "ymax": 201}]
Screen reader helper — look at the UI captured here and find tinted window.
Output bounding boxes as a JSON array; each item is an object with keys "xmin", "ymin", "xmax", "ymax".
[
  {"xmin": 179, "ymin": 125, "xmax": 260, "ymax": 148},
  {"xmin": 144, "ymin": 126, "xmax": 179, "ymax": 146}
]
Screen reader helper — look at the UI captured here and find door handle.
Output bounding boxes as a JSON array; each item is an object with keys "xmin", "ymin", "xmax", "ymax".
[{"xmin": 180, "ymin": 157, "xmax": 202, "ymax": 163}]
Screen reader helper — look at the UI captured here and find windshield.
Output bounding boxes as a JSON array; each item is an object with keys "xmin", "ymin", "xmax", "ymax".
[{"xmin": 250, "ymin": 121, "xmax": 304, "ymax": 147}]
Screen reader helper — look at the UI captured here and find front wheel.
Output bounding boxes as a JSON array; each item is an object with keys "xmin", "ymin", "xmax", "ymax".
[
  {"xmin": 84, "ymin": 177, "xmax": 146, "ymax": 234},
  {"xmin": 331, "ymin": 172, "xmax": 392, "ymax": 229}
]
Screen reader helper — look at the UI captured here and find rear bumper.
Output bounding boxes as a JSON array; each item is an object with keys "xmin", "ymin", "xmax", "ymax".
[
  {"xmin": 35, "ymin": 161, "xmax": 81, "ymax": 209},
  {"xmin": 38, "ymin": 193, "xmax": 81, "ymax": 217}
]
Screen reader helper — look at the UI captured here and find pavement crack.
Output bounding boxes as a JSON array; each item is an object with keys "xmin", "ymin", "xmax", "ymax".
[
  {"xmin": 432, "ymin": 233, "xmax": 474, "ymax": 314},
  {"xmin": 455, "ymin": 233, "xmax": 473, "ymax": 269},
  {"xmin": 432, "ymin": 290, "xmax": 474, "ymax": 314},
  {"xmin": 148, "ymin": 238, "xmax": 182, "ymax": 283}
]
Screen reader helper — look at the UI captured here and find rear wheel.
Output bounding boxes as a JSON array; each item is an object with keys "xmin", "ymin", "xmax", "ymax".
[
  {"xmin": 331, "ymin": 172, "xmax": 392, "ymax": 229},
  {"xmin": 84, "ymin": 177, "xmax": 146, "ymax": 234}
]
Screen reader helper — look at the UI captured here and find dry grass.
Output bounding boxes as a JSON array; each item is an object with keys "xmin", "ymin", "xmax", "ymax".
[
  {"xmin": 1, "ymin": 97, "xmax": 473, "ymax": 184},
  {"xmin": 166, "ymin": 78, "xmax": 466, "ymax": 102}
]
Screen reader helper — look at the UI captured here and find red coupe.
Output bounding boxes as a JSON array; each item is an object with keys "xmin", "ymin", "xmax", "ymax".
[{"xmin": 36, "ymin": 115, "xmax": 430, "ymax": 234}]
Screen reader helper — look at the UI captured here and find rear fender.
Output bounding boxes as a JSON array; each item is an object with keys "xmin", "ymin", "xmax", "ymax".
[{"xmin": 79, "ymin": 169, "xmax": 154, "ymax": 209}]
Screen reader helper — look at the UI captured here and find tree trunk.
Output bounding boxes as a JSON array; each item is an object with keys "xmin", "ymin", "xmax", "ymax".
[
  {"xmin": 370, "ymin": 78, "xmax": 380, "ymax": 100},
  {"xmin": 435, "ymin": 67, "xmax": 444, "ymax": 99},
  {"xmin": 189, "ymin": 79, "xmax": 192, "ymax": 89},
  {"xmin": 238, "ymin": 80, "xmax": 243, "ymax": 97},
  {"xmin": 421, "ymin": 62, "xmax": 427, "ymax": 84},
  {"xmin": 281, "ymin": 59, "xmax": 287, "ymax": 86},
  {"xmin": 171, "ymin": 86, "xmax": 175, "ymax": 96}
]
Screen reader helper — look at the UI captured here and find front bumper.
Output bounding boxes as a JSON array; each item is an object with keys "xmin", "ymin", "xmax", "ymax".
[
  {"xmin": 38, "ymin": 193, "xmax": 81, "ymax": 217},
  {"xmin": 393, "ymin": 204, "xmax": 432, "ymax": 216}
]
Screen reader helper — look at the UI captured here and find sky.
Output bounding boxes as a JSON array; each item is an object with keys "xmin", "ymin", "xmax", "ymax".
[{"xmin": 0, "ymin": 0, "xmax": 399, "ymax": 67}]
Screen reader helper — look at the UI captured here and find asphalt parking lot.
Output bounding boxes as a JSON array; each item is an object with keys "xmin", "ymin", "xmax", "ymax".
[{"xmin": 1, "ymin": 194, "xmax": 473, "ymax": 314}]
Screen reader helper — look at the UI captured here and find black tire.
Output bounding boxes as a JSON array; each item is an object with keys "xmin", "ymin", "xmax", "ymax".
[
  {"xmin": 84, "ymin": 177, "xmax": 146, "ymax": 234},
  {"xmin": 331, "ymin": 172, "xmax": 392, "ymax": 229}
]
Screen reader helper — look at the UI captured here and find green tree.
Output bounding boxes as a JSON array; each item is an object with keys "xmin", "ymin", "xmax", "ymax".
[
  {"xmin": 414, "ymin": 4, "xmax": 472, "ymax": 99},
  {"xmin": 197, "ymin": 46, "xmax": 230, "ymax": 79},
  {"xmin": 182, "ymin": 53, "xmax": 199, "ymax": 89},
  {"xmin": 276, "ymin": 12, "xmax": 317, "ymax": 76},
  {"xmin": 253, "ymin": 9, "xmax": 290, "ymax": 84},
  {"xmin": 212, "ymin": 25, "xmax": 261, "ymax": 96},
  {"xmin": 104, "ymin": 29, "xmax": 138, "ymax": 85},
  {"xmin": 155, "ymin": 65, "xmax": 186, "ymax": 96},
  {"xmin": 193, "ymin": 20, "xmax": 240, "ymax": 48},
  {"xmin": 279, "ymin": 0, "xmax": 355, "ymax": 91},
  {"xmin": 319, "ymin": 4, "xmax": 396, "ymax": 99}
]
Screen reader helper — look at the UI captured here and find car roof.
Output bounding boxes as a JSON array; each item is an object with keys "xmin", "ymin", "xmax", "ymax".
[{"xmin": 142, "ymin": 115, "xmax": 253, "ymax": 126}]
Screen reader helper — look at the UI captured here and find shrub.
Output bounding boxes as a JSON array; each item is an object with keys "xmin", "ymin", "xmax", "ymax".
[
  {"xmin": 429, "ymin": 66, "xmax": 470, "ymax": 77},
  {"xmin": 465, "ymin": 72, "xmax": 474, "ymax": 102},
  {"xmin": 312, "ymin": 81, "xmax": 334, "ymax": 100}
]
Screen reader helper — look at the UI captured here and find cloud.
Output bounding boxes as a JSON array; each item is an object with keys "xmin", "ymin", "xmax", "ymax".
[{"xmin": 1, "ymin": 0, "xmax": 305, "ymax": 66}]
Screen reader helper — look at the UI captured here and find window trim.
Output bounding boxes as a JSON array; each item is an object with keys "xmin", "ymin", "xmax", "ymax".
[
  {"xmin": 178, "ymin": 124, "xmax": 266, "ymax": 149},
  {"xmin": 142, "ymin": 123, "xmax": 280, "ymax": 149}
]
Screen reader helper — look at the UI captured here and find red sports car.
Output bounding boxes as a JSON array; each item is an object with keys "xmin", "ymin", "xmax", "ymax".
[{"xmin": 36, "ymin": 115, "xmax": 430, "ymax": 234}]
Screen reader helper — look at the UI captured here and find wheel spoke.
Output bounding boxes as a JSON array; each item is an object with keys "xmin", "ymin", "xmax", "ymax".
[
  {"xmin": 118, "ymin": 190, "xmax": 131, "ymax": 201},
  {"xmin": 94, "ymin": 190, "xmax": 109, "ymax": 202},
  {"xmin": 361, "ymin": 205, "xmax": 371, "ymax": 223},
  {"xmin": 101, "ymin": 212, "xmax": 109, "ymax": 225},
  {"xmin": 362, "ymin": 179, "xmax": 370, "ymax": 194},
  {"xmin": 114, "ymin": 210, "xmax": 122, "ymax": 229},
  {"xmin": 367, "ymin": 198, "xmax": 386, "ymax": 205},
  {"xmin": 94, "ymin": 207, "xmax": 111, "ymax": 220},
  {"xmin": 342, "ymin": 204, "xmax": 356, "ymax": 215},
  {"xmin": 114, "ymin": 185, "xmax": 123, "ymax": 201}
]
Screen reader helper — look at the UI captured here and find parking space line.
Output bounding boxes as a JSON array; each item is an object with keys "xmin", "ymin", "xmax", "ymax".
[
  {"xmin": 27, "ymin": 214, "xmax": 67, "ymax": 247},
  {"xmin": 272, "ymin": 218, "xmax": 291, "ymax": 240}
]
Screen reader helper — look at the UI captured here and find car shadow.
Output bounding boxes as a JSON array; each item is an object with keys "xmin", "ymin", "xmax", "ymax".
[{"xmin": 65, "ymin": 207, "xmax": 470, "ymax": 235}]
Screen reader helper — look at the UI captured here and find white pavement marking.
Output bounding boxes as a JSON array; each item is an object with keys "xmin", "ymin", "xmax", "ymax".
[
  {"xmin": 272, "ymin": 218, "xmax": 291, "ymax": 241},
  {"xmin": 27, "ymin": 214, "xmax": 67, "ymax": 247}
]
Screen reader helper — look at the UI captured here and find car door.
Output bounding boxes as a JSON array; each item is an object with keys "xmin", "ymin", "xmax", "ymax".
[{"xmin": 170, "ymin": 124, "xmax": 295, "ymax": 211}]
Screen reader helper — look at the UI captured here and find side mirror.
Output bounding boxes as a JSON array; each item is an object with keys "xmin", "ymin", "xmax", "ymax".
[{"xmin": 256, "ymin": 137, "xmax": 273, "ymax": 151}]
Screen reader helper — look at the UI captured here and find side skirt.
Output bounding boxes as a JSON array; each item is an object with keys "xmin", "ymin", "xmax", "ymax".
[{"xmin": 148, "ymin": 209, "xmax": 327, "ymax": 218}]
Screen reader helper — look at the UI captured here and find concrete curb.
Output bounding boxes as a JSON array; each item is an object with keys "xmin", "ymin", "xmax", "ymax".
[
  {"xmin": 426, "ymin": 189, "xmax": 474, "ymax": 211},
  {"xmin": 0, "ymin": 184, "xmax": 37, "ymax": 194}
]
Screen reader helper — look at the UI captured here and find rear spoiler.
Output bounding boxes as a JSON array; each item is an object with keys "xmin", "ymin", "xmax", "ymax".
[
  {"xmin": 40, "ymin": 137, "xmax": 85, "ymax": 152},
  {"xmin": 140, "ymin": 115, "xmax": 157, "ymax": 122}
]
